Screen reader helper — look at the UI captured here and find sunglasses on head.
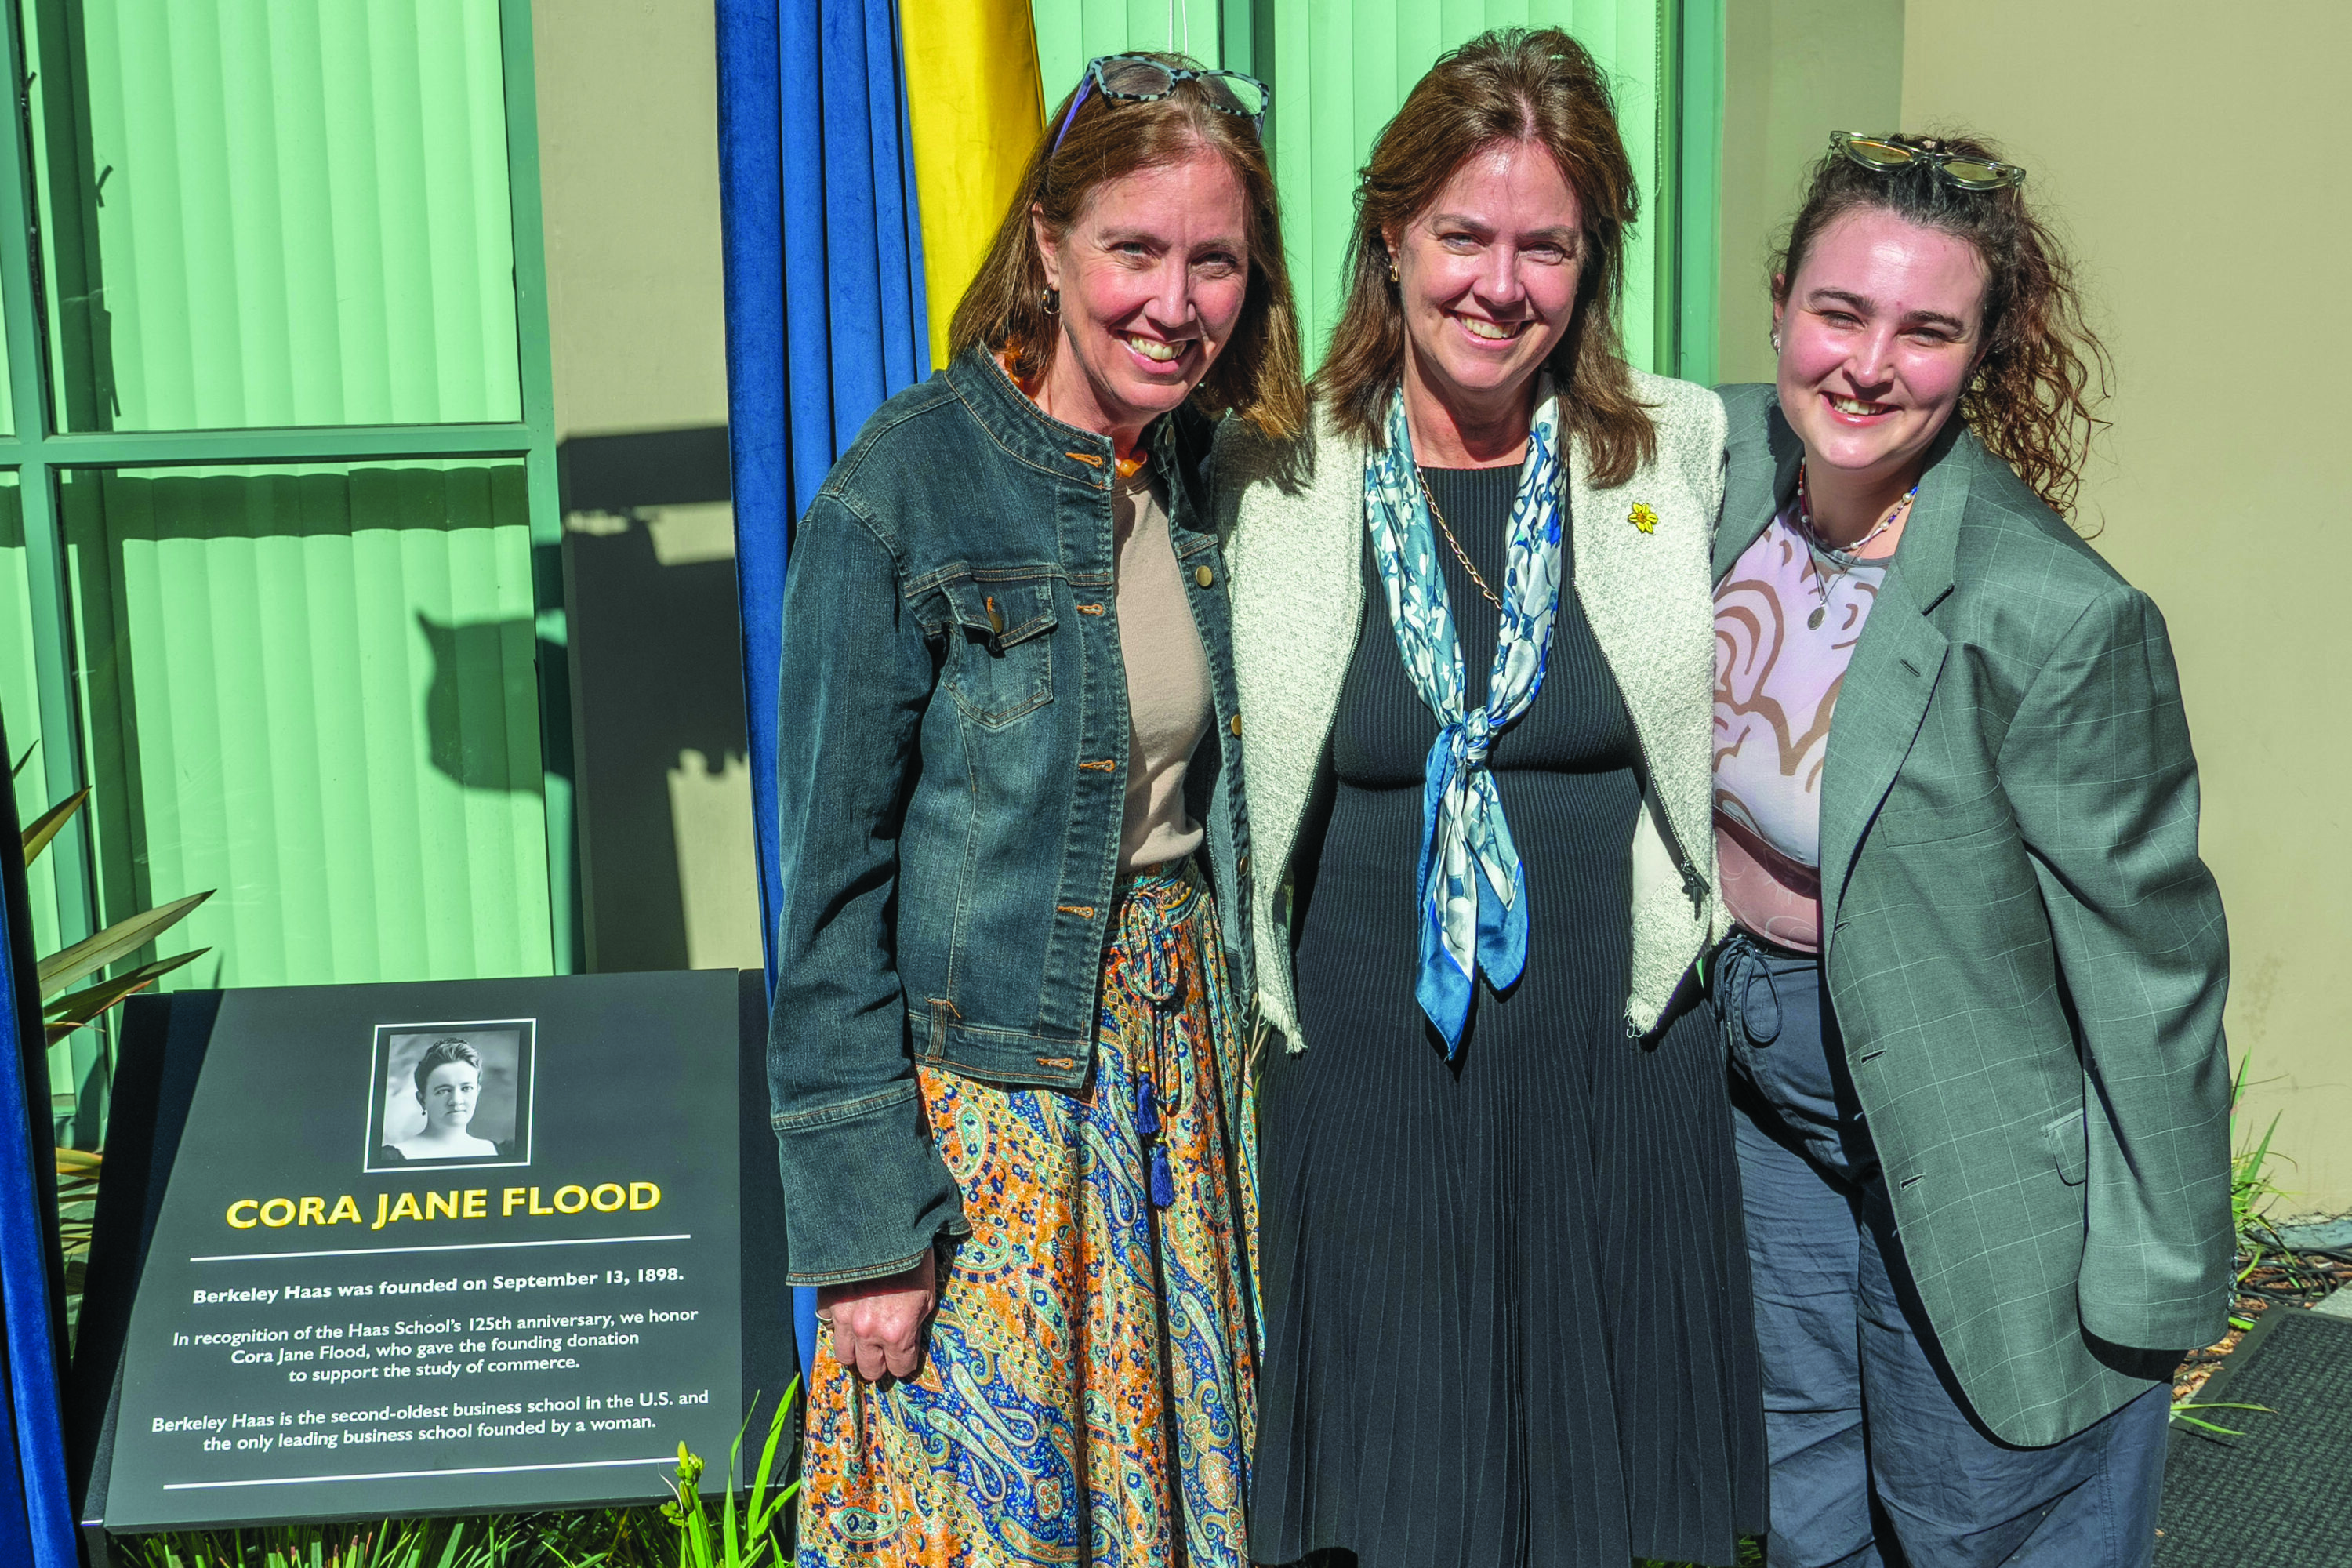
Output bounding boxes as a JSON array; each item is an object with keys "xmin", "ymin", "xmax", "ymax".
[
  {"xmin": 1831, "ymin": 131, "xmax": 2026, "ymax": 191},
  {"xmin": 1049, "ymin": 53, "xmax": 1271, "ymax": 158}
]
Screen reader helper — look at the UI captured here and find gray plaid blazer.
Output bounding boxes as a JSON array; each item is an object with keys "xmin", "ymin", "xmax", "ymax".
[{"xmin": 1716, "ymin": 384, "xmax": 2234, "ymax": 1446}]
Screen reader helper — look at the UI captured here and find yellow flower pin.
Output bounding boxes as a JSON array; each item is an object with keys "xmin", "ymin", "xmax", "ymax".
[{"xmin": 1628, "ymin": 502, "xmax": 1659, "ymax": 535}]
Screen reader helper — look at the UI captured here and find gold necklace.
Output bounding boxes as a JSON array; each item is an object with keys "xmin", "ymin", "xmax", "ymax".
[{"xmin": 1417, "ymin": 470, "xmax": 1504, "ymax": 611}]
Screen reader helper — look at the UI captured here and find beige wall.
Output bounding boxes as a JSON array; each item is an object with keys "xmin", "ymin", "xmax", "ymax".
[
  {"xmin": 1717, "ymin": 0, "xmax": 1906, "ymax": 387},
  {"xmin": 1719, "ymin": 2, "xmax": 2350, "ymax": 1212},
  {"xmin": 534, "ymin": 0, "xmax": 731, "ymax": 435},
  {"xmin": 534, "ymin": 0, "xmax": 764, "ymax": 974},
  {"xmin": 1900, "ymin": 0, "xmax": 2352, "ymax": 1215}
]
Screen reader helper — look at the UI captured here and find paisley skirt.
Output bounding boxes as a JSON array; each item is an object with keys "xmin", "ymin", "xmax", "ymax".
[{"xmin": 797, "ymin": 864, "xmax": 1261, "ymax": 1567}]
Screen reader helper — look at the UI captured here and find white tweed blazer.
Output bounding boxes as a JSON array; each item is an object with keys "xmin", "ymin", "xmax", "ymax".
[{"xmin": 1213, "ymin": 370, "xmax": 1728, "ymax": 1051}]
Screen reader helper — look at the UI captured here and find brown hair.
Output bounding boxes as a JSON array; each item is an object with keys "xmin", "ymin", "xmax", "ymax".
[
  {"xmin": 948, "ymin": 53, "xmax": 1306, "ymax": 440},
  {"xmin": 1316, "ymin": 27, "xmax": 1654, "ymax": 486},
  {"xmin": 1771, "ymin": 130, "xmax": 2111, "ymax": 518}
]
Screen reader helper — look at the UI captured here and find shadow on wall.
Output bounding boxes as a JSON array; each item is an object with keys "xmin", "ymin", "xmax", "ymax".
[
  {"xmin": 556, "ymin": 426, "xmax": 760, "ymax": 975},
  {"xmin": 417, "ymin": 612, "xmax": 536, "ymax": 792}
]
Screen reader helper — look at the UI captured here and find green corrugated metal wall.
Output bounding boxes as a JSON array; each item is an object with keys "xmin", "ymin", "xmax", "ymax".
[
  {"xmin": 1262, "ymin": 0, "xmax": 1671, "ymax": 369},
  {"xmin": 0, "ymin": 477, "xmax": 59, "ymax": 960},
  {"xmin": 1031, "ymin": 0, "xmax": 1228, "ymax": 103},
  {"xmin": 60, "ymin": 463, "xmax": 550, "ymax": 993},
  {"xmin": 27, "ymin": 0, "xmax": 521, "ymax": 430},
  {"xmin": 1029, "ymin": 0, "xmax": 1700, "ymax": 376},
  {"xmin": 1675, "ymin": 0, "xmax": 1722, "ymax": 387},
  {"xmin": 0, "ymin": 0, "xmax": 555, "ymax": 1054}
]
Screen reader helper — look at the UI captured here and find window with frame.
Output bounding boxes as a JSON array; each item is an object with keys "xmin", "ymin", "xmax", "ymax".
[{"xmin": 0, "ymin": 0, "xmax": 571, "ymax": 1145}]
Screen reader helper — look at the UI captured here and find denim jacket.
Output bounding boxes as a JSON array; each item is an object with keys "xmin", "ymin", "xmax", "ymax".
[{"xmin": 767, "ymin": 346, "xmax": 1256, "ymax": 1287}]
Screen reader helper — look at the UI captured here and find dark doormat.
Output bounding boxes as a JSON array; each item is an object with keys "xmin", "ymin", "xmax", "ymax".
[{"xmin": 2158, "ymin": 1306, "xmax": 2352, "ymax": 1566}]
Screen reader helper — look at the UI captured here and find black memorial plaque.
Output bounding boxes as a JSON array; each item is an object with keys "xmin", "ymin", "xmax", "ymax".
[{"xmin": 93, "ymin": 970, "xmax": 756, "ymax": 1530}]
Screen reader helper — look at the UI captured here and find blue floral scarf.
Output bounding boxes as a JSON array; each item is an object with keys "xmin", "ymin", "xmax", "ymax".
[{"xmin": 1363, "ymin": 381, "xmax": 1566, "ymax": 1055}]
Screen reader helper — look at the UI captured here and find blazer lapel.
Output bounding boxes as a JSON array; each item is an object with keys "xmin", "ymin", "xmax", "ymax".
[
  {"xmin": 1234, "ymin": 408, "xmax": 1367, "ymax": 893},
  {"xmin": 1714, "ymin": 387, "xmax": 1802, "ymax": 583},
  {"xmin": 1817, "ymin": 577, "xmax": 1947, "ymax": 942},
  {"xmin": 1570, "ymin": 439, "xmax": 1628, "ymax": 684},
  {"xmin": 1570, "ymin": 430, "xmax": 1714, "ymax": 875},
  {"xmin": 1817, "ymin": 429, "xmax": 1973, "ymax": 942},
  {"xmin": 1299, "ymin": 420, "xmax": 1369, "ymax": 706}
]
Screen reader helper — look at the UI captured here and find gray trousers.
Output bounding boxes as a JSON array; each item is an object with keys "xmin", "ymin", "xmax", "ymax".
[{"xmin": 1718, "ymin": 932, "xmax": 2170, "ymax": 1568}]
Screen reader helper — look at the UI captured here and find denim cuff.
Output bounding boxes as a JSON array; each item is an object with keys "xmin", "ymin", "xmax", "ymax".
[{"xmin": 773, "ymin": 1080, "xmax": 965, "ymax": 1286}]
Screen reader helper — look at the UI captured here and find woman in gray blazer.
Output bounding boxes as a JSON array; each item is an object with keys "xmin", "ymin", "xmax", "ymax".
[
  {"xmin": 1218, "ymin": 29, "xmax": 1765, "ymax": 1568},
  {"xmin": 1711, "ymin": 132, "xmax": 2231, "ymax": 1566}
]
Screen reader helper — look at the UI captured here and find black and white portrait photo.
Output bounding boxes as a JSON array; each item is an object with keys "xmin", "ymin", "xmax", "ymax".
[{"xmin": 362, "ymin": 1020, "xmax": 535, "ymax": 1173}]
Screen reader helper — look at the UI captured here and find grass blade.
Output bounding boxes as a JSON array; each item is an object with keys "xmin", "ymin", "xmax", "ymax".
[
  {"xmin": 746, "ymin": 1394, "xmax": 782, "ymax": 1541},
  {"xmin": 2170, "ymin": 1399, "xmax": 2278, "ymax": 1439},
  {"xmin": 748, "ymin": 1377, "xmax": 800, "ymax": 1542}
]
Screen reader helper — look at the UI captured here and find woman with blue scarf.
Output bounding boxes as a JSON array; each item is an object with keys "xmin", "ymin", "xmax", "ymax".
[{"xmin": 1219, "ymin": 30, "xmax": 1765, "ymax": 1568}]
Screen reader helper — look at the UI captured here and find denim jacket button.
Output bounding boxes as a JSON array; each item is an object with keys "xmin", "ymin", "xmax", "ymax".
[
  {"xmin": 1193, "ymin": 564, "xmax": 1214, "ymax": 588},
  {"xmin": 1228, "ymin": 713, "xmax": 1243, "ymax": 737}
]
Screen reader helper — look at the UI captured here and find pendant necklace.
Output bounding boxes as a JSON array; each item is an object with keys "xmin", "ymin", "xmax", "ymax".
[{"xmin": 1795, "ymin": 463, "xmax": 1915, "ymax": 631}]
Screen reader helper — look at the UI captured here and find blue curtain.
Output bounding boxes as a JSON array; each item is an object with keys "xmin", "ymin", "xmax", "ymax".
[
  {"xmin": 0, "ymin": 709, "xmax": 75, "ymax": 1566},
  {"xmin": 716, "ymin": 0, "xmax": 932, "ymax": 1389}
]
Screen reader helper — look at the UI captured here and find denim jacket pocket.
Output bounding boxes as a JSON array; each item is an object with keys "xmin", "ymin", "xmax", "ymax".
[{"xmin": 936, "ymin": 572, "xmax": 1058, "ymax": 729}]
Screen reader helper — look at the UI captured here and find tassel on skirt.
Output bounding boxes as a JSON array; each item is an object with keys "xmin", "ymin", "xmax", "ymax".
[{"xmin": 797, "ymin": 862, "xmax": 1261, "ymax": 1566}]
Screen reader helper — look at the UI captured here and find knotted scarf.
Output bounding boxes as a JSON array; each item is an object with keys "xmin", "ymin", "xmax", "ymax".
[{"xmin": 1362, "ymin": 380, "xmax": 1566, "ymax": 1055}]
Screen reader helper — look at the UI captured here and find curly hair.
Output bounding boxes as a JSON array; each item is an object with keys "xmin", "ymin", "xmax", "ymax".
[
  {"xmin": 1772, "ymin": 129, "xmax": 2111, "ymax": 520},
  {"xmin": 412, "ymin": 1037, "xmax": 481, "ymax": 1101},
  {"xmin": 1316, "ymin": 27, "xmax": 1654, "ymax": 487},
  {"xmin": 949, "ymin": 52, "xmax": 1305, "ymax": 441}
]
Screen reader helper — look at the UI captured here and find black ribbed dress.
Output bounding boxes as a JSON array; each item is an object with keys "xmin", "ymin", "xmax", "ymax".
[{"xmin": 1250, "ymin": 466, "xmax": 1767, "ymax": 1568}]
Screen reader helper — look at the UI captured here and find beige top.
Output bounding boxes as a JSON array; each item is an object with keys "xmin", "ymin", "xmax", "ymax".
[{"xmin": 1115, "ymin": 473, "xmax": 1211, "ymax": 869}]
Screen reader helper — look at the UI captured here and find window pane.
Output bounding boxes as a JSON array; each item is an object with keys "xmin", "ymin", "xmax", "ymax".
[
  {"xmin": 27, "ymin": 0, "xmax": 523, "ymax": 431},
  {"xmin": 0, "ymin": 473, "xmax": 73, "ymax": 1098},
  {"xmin": 0, "ymin": 474, "xmax": 58, "ymax": 952},
  {"xmin": 62, "ymin": 462, "xmax": 552, "ymax": 990}
]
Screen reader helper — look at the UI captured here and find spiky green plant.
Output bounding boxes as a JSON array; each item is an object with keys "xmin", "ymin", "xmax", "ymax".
[
  {"xmin": 659, "ymin": 1382, "xmax": 802, "ymax": 1568},
  {"xmin": 2226, "ymin": 1054, "xmax": 2290, "ymax": 1276},
  {"xmin": 12, "ymin": 745, "xmax": 214, "ymax": 1329}
]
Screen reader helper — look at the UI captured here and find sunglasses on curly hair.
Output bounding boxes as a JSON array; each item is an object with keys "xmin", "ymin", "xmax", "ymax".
[
  {"xmin": 1049, "ymin": 53, "xmax": 1271, "ymax": 158},
  {"xmin": 1831, "ymin": 131, "xmax": 2026, "ymax": 191}
]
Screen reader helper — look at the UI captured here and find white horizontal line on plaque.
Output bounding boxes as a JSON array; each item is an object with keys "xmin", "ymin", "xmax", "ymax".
[
  {"xmin": 163, "ymin": 1456, "xmax": 673, "ymax": 1490},
  {"xmin": 189, "ymin": 1233, "xmax": 693, "ymax": 1263}
]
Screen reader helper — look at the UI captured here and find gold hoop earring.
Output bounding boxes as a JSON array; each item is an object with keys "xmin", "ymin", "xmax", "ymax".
[
  {"xmin": 1041, "ymin": 286, "xmax": 1061, "ymax": 315},
  {"xmin": 1387, "ymin": 257, "xmax": 1399, "ymax": 284}
]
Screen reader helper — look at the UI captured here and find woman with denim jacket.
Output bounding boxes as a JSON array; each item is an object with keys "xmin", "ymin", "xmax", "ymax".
[
  {"xmin": 768, "ymin": 53, "xmax": 1305, "ymax": 1568},
  {"xmin": 1218, "ymin": 31, "xmax": 1766, "ymax": 1568}
]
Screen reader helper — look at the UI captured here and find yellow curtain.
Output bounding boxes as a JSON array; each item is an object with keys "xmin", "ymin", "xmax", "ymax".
[{"xmin": 899, "ymin": 0, "xmax": 1046, "ymax": 368}]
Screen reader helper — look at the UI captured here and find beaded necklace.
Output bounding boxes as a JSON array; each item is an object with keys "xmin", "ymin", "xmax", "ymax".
[{"xmin": 1793, "ymin": 462, "xmax": 1915, "ymax": 630}]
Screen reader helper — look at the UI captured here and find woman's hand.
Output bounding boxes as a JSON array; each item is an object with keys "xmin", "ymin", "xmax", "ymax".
[{"xmin": 818, "ymin": 1247, "xmax": 937, "ymax": 1382}]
